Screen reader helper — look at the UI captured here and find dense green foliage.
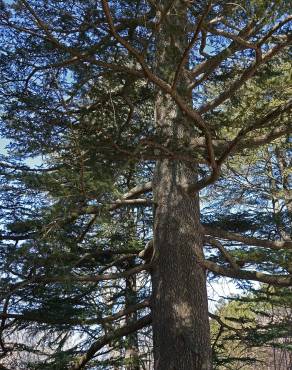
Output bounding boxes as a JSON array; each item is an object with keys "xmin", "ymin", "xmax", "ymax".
[{"xmin": 211, "ymin": 286, "xmax": 292, "ymax": 369}]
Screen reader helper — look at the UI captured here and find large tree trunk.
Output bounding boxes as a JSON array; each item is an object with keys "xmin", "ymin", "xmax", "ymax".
[{"xmin": 151, "ymin": 1, "xmax": 212, "ymax": 369}]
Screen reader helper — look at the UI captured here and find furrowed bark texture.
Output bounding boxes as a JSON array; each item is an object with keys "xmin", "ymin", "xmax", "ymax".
[{"xmin": 151, "ymin": 2, "xmax": 212, "ymax": 369}]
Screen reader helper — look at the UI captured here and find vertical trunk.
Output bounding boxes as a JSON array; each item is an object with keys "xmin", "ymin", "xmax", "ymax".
[
  {"xmin": 151, "ymin": 2, "xmax": 212, "ymax": 369},
  {"xmin": 267, "ymin": 146, "xmax": 290, "ymax": 240},
  {"xmin": 125, "ymin": 259, "xmax": 140, "ymax": 370},
  {"xmin": 275, "ymin": 141, "xmax": 292, "ymax": 229},
  {"xmin": 152, "ymin": 159, "xmax": 212, "ymax": 369}
]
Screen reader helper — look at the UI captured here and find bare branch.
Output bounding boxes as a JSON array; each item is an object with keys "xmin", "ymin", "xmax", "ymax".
[
  {"xmin": 116, "ymin": 181, "xmax": 152, "ymax": 200},
  {"xmin": 205, "ymin": 236, "xmax": 240, "ymax": 270},
  {"xmin": 202, "ymin": 259, "xmax": 292, "ymax": 287},
  {"xmin": 203, "ymin": 226, "xmax": 292, "ymax": 251}
]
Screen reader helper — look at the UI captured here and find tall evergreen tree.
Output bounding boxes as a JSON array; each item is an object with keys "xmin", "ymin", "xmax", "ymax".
[{"xmin": 0, "ymin": 1, "xmax": 291, "ymax": 369}]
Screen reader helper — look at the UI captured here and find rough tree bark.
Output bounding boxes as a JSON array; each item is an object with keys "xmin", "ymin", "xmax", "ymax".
[{"xmin": 151, "ymin": 1, "xmax": 212, "ymax": 369}]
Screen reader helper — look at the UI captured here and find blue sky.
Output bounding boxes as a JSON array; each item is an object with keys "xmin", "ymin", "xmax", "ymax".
[
  {"xmin": 0, "ymin": 138, "xmax": 9, "ymax": 156},
  {"xmin": 0, "ymin": 137, "xmax": 43, "ymax": 167}
]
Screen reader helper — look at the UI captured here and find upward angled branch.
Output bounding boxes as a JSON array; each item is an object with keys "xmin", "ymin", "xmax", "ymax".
[
  {"xmin": 218, "ymin": 99, "xmax": 292, "ymax": 164},
  {"xmin": 69, "ymin": 314, "xmax": 151, "ymax": 370},
  {"xmin": 199, "ymin": 35, "xmax": 291, "ymax": 114},
  {"xmin": 101, "ymin": 0, "xmax": 213, "ymax": 138},
  {"xmin": 172, "ymin": 1, "xmax": 212, "ymax": 89}
]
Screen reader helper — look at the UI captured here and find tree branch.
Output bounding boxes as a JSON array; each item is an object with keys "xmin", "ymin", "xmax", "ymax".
[
  {"xmin": 68, "ymin": 314, "xmax": 151, "ymax": 370},
  {"xmin": 188, "ymin": 20, "xmax": 256, "ymax": 84},
  {"xmin": 204, "ymin": 236, "xmax": 240, "ymax": 270},
  {"xmin": 101, "ymin": 0, "xmax": 212, "ymax": 138},
  {"xmin": 202, "ymin": 259, "xmax": 291, "ymax": 286},
  {"xmin": 217, "ymin": 99, "xmax": 292, "ymax": 165},
  {"xmin": 236, "ymin": 125, "xmax": 292, "ymax": 152},
  {"xmin": 172, "ymin": 1, "xmax": 212, "ymax": 89},
  {"xmin": 0, "ymin": 299, "xmax": 150, "ymax": 327},
  {"xmin": 31, "ymin": 264, "xmax": 151, "ymax": 284},
  {"xmin": 199, "ymin": 36, "xmax": 291, "ymax": 113},
  {"xmin": 203, "ymin": 225, "xmax": 292, "ymax": 251}
]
